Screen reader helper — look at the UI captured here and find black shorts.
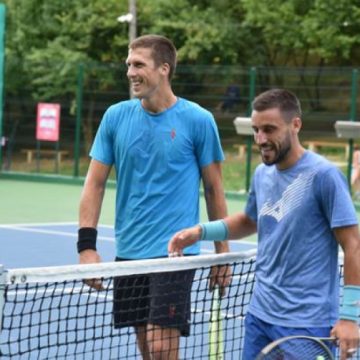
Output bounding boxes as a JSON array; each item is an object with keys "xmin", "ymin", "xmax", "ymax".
[{"xmin": 113, "ymin": 257, "xmax": 195, "ymax": 336}]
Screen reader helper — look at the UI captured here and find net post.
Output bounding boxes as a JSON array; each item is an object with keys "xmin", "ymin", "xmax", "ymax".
[{"xmin": 0, "ymin": 264, "xmax": 5, "ymax": 331}]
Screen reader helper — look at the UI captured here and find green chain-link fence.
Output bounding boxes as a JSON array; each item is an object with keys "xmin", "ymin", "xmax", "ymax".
[{"xmin": 1, "ymin": 62, "xmax": 359, "ymax": 190}]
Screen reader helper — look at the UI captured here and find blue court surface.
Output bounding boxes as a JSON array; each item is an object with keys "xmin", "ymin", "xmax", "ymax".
[
  {"xmin": 0, "ymin": 223, "xmax": 257, "ymax": 359},
  {"xmin": 0, "ymin": 222, "xmax": 256, "ymax": 268}
]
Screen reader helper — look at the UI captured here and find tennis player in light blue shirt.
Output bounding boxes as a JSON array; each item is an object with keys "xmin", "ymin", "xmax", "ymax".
[
  {"xmin": 169, "ymin": 88, "xmax": 360, "ymax": 359},
  {"xmin": 78, "ymin": 34, "xmax": 230, "ymax": 360}
]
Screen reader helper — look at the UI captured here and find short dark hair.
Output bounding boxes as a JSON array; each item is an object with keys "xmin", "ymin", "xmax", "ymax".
[
  {"xmin": 129, "ymin": 34, "xmax": 177, "ymax": 80},
  {"xmin": 252, "ymin": 88, "xmax": 302, "ymax": 122}
]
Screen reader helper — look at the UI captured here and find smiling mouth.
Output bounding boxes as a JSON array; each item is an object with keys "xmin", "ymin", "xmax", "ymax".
[
  {"xmin": 131, "ymin": 81, "xmax": 141, "ymax": 88},
  {"xmin": 260, "ymin": 145, "xmax": 274, "ymax": 154},
  {"xmin": 130, "ymin": 78, "xmax": 142, "ymax": 88}
]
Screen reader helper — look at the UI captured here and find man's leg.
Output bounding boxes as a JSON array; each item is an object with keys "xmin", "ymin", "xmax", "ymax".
[
  {"xmin": 113, "ymin": 270, "xmax": 151, "ymax": 359},
  {"xmin": 146, "ymin": 324, "xmax": 180, "ymax": 360},
  {"xmin": 147, "ymin": 269, "xmax": 195, "ymax": 360},
  {"xmin": 134, "ymin": 325, "xmax": 151, "ymax": 360},
  {"xmin": 242, "ymin": 313, "xmax": 272, "ymax": 360},
  {"xmin": 242, "ymin": 313, "xmax": 334, "ymax": 359}
]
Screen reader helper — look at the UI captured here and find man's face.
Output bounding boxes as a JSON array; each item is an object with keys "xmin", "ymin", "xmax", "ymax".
[
  {"xmin": 251, "ymin": 108, "xmax": 295, "ymax": 167},
  {"xmin": 126, "ymin": 47, "xmax": 165, "ymax": 99}
]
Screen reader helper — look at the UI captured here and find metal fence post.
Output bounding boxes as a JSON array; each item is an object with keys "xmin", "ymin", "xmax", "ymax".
[
  {"xmin": 0, "ymin": 5, "xmax": 6, "ymax": 172},
  {"xmin": 347, "ymin": 69, "xmax": 358, "ymax": 188},
  {"xmin": 74, "ymin": 63, "xmax": 84, "ymax": 178},
  {"xmin": 245, "ymin": 67, "xmax": 257, "ymax": 192}
]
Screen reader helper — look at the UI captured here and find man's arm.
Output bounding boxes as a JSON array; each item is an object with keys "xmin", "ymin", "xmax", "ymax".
[
  {"xmin": 168, "ymin": 212, "xmax": 257, "ymax": 255},
  {"xmin": 201, "ymin": 162, "xmax": 231, "ymax": 295},
  {"xmin": 201, "ymin": 162, "xmax": 257, "ymax": 243},
  {"xmin": 331, "ymin": 225, "xmax": 360, "ymax": 360},
  {"xmin": 201, "ymin": 162, "xmax": 228, "ymax": 254},
  {"xmin": 169, "ymin": 161, "xmax": 257, "ymax": 252},
  {"xmin": 78, "ymin": 159, "xmax": 112, "ymax": 267}
]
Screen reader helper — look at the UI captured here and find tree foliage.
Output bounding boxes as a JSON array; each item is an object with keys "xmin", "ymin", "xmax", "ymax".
[
  {"xmin": 3, "ymin": 0, "xmax": 360, "ymax": 102},
  {"xmin": 4, "ymin": 0, "xmax": 128, "ymax": 99},
  {"xmin": 240, "ymin": 0, "xmax": 360, "ymax": 67}
]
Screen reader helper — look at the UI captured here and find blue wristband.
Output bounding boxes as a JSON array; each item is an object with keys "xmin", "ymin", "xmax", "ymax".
[
  {"xmin": 199, "ymin": 220, "xmax": 228, "ymax": 241},
  {"xmin": 339, "ymin": 285, "xmax": 360, "ymax": 322}
]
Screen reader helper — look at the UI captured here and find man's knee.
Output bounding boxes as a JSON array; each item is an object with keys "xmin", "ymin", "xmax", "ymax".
[{"xmin": 147, "ymin": 325, "xmax": 180, "ymax": 360}]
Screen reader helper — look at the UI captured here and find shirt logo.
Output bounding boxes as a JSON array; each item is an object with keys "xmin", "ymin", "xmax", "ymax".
[
  {"xmin": 171, "ymin": 129, "xmax": 176, "ymax": 140},
  {"xmin": 169, "ymin": 304, "xmax": 176, "ymax": 318},
  {"xmin": 259, "ymin": 171, "xmax": 315, "ymax": 222}
]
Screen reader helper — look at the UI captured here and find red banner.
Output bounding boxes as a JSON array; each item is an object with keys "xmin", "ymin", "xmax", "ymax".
[{"xmin": 36, "ymin": 103, "xmax": 61, "ymax": 142}]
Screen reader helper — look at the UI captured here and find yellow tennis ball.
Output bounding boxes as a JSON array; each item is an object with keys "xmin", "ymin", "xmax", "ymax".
[{"xmin": 316, "ymin": 356, "xmax": 325, "ymax": 360}]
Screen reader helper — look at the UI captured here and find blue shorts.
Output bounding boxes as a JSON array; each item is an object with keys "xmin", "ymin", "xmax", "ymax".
[{"xmin": 242, "ymin": 312, "xmax": 334, "ymax": 360}]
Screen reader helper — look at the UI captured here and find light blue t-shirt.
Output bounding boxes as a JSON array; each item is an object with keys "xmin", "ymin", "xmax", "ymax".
[
  {"xmin": 245, "ymin": 151, "xmax": 358, "ymax": 327},
  {"xmin": 90, "ymin": 97, "xmax": 224, "ymax": 259}
]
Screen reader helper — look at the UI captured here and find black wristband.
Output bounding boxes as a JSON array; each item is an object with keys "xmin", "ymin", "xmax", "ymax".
[{"xmin": 77, "ymin": 227, "xmax": 97, "ymax": 253}]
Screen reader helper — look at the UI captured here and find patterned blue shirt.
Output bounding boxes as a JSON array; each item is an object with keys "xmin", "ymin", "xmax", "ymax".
[{"xmin": 246, "ymin": 151, "xmax": 358, "ymax": 327}]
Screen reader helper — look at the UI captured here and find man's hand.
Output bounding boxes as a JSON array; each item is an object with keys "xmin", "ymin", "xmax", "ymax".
[
  {"xmin": 79, "ymin": 249, "xmax": 104, "ymax": 291},
  {"xmin": 169, "ymin": 226, "xmax": 232, "ymax": 296},
  {"xmin": 331, "ymin": 320, "xmax": 360, "ymax": 360},
  {"xmin": 168, "ymin": 226, "xmax": 202, "ymax": 256},
  {"xmin": 209, "ymin": 265, "xmax": 232, "ymax": 297}
]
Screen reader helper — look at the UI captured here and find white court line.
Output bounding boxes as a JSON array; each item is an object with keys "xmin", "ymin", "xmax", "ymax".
[
  {"xmin": 201, "ymin": 240, "xmax": 257, "ymax": 253},
  {"xmin": 0, "ymin": 223, "xmax": 256, "ymax": 247},
  {"xmin": 0, "ymin": 221, "xmax": 78, "ymax": 227},
  {"xmin": 0, "ymin": 222, "xmax": 113, "ymax": 228},
  {"xmin": 0, "ymin": 224, "xmax": 114, "ymax": 242}
]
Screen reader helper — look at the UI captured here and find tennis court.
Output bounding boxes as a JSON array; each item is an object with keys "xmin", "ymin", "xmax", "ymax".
[
  {"xmin": 0, "ymin": 178, "xmax": 358, "ymax": 359},
  {"xmin": 0, "ymin": 227, "xmax": 256, "ymax": 359},
  {"xmin": 0, "ymin": 178, "xmax": 254, "ymax": 267},
  {"xmin": 0, "ymin": 178, "xmax": 256, "ymax": 359},
  {"xmin": 1, "ymin": 243, "xmax": 256, "ymax": 359}
]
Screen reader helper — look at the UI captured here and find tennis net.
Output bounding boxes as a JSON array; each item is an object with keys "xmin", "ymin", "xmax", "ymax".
[
  {"xmin": 0, "ymin": 250, "xmax": 358, "ymax": 360},
  {"xmin": 0, "ymin": 250, "xmax": 256, "ymax": 359}
]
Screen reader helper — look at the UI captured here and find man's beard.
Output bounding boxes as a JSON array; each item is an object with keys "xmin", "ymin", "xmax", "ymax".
[{"xmin": 261, "ymin": 138, "xmax": 292, "ymax": 166}]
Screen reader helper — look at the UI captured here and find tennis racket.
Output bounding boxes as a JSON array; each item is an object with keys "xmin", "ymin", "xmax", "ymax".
[
  {"xmin": 209, "ymin": 286, "xmax": 224, "ymax": 360},
  {"xmin": 255, "ymin": 335, "xmax": 335, "ymax": 360}
]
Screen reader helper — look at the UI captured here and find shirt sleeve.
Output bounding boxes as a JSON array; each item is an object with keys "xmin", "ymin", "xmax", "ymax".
[
  {"xmin": 89, "ymin": 107, "xmax": 115, "ymax": 165},
  {"xmin": 245, "ymin": 169, "xmax": 259, "ymax": 223},
  {"xmin": 316, "ymin": 166, "xmax": 358, "ymax": 228},
  {"xmin": 192, "ymin": 110, "xmax": 224, "ymax": 168}
]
